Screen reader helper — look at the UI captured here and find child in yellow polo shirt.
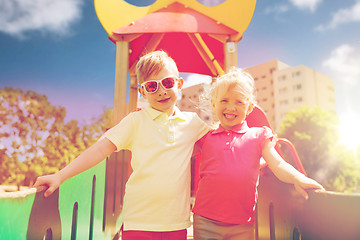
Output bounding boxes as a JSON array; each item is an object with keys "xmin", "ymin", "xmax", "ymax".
[{"xmin": 33, "ymin": 51, "xmax": 209, "ymax": 240}]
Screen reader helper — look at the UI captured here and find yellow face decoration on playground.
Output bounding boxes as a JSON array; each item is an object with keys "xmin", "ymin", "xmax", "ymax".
[{"xmin": 95, "ymin": 0, "xmax": 256, "ymax": 40}]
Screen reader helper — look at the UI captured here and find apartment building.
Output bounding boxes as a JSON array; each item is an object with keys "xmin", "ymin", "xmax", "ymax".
[
  {"xmin": 177, "ymin": 83, "xmax": 213, "ymax": 125},
  {"xmin": 246, "ymin": 60, "xmax": 336, "ymax": 131},
  {"xmin": 245, "ymin": 60, "xmax": 290, "ymax": 130},
  {"xmin": 177, "ymin": 59, "xmax": 336, "ymax": 132},
  {"xmin": 272, "ymin": 64, "xmax": 336, "ymax": 130}
]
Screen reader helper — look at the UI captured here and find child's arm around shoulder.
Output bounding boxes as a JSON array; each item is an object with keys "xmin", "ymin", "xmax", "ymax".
[
  {"xmin": 262, "ymin": 140, "xmax": 325, "ymax": 199},
  {"xmin": 33, "ymin": 138, "xmax": 116, "ymax": 198}
]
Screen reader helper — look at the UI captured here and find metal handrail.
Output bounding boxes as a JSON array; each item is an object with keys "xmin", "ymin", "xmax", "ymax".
[{"xmin": 277, "ymin": 138, "xmax": 307, "ymax": 176}]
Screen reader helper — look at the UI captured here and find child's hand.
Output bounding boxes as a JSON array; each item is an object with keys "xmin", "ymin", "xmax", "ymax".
[
  {"xmin": 294, "ymin": 176, "xmax": 325, "ymax": 200},
  {"xmin": 33, "ymin": 174, "xmax": 62, "ymax": 198}
]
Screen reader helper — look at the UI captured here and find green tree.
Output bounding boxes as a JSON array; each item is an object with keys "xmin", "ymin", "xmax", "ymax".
[
  {"xmin": 1, "ymin": 87, "xmax": 65, "ymax": 186},
  {"xmin": 0, "ymin": 87, "xmax": 112, "ymax": 187},
  {"xmin": 325, "ymin": 146, "xmax": 360, "ymax": 192},
  {"xmin": 278, "ymin": 105, "xmax": 359, "ymax": 192},
  {"xmin": 0, "ymin": 149, "xmax": 13, "ymax": 184}
]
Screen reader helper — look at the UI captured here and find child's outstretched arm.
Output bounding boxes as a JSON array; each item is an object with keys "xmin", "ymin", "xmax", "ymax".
[
  {"xmin": 262, "ymin": 140, "xmax": 325, "ymax": 200},
  {"xmin": 33, "ymin": 138, "xmax": 116, "ymax": 198}
]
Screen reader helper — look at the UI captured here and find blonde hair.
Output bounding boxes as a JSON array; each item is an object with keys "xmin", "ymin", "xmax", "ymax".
[
  {"xmin": 136, "ymin": 50, "xmax": 179, "ymax": 85},
  {"xmin": 198, "ymin": 67, "xmax": 256, "ymax": 128},
  {"xmin": 210, "ymin": 67, "xmax": 256, "ymax": 104}
]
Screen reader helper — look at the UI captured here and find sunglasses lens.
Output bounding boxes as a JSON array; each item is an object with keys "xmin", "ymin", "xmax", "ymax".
[
  {"xmin": 142, "ymin": 77, "xmax": 176, "ymax": 93},
  {"xmin": 144, "ymin": 81, "xmax": 158, "ymax": 93},
  {"xmin": 161, "ymin": 77, "xmax": 175, "ymax": 89}
]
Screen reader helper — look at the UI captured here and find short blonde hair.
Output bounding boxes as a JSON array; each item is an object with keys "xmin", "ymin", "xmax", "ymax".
[
  {"xmin": 136, "ymin": 51, "xmax": 179, "ymax": 85},
  {"xmin": 210, "ymin": 67, "xmax": 256, "ymax": 105}
]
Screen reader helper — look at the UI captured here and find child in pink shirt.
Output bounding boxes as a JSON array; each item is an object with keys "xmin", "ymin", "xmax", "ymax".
[{"xmin": 192, "ymin": 67, "xmax": 324, "ymax": 240}]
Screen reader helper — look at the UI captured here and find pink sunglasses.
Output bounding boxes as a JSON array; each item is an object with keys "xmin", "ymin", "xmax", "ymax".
[{"xmin": 140, "ymin": 76, "xmax": 178, "ymax": 93}]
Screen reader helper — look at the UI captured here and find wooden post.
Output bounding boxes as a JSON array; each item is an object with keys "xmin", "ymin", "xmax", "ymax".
[
  {"xmin": 113, "ymin": 40, "xmax": 129, "ymax": 126},
  {"xmin": 128, "ymin": 75, "xmax": 138, "ymax": 112},
  {"xmin": 104, "ymin": 39, "xmax": 130, "ymax": 236},
  {"xmin": 224, "ymin": 41, "xmax": 238, "ymax": 72}
]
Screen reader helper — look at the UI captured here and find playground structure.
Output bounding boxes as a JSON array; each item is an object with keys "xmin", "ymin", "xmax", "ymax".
[{"xmin": 1, "ymin": 1, "xmax": 360, "ymax": 239}]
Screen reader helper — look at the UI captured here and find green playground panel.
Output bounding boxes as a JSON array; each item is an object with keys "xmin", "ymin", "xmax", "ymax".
[
  {"xmin": 2, "ymin": 151, "xmax": 360, "ymax": 240},
  {"xmin": 0, "ymin": 159, "xmax": 122, "ymax": 240}
]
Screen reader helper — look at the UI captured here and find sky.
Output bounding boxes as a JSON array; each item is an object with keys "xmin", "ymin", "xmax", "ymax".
[{"xmin": 1, "ymin": 0, "xmax": 360, "ymax": 144}]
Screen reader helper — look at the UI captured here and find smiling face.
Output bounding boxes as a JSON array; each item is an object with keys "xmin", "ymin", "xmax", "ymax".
[
  {"xmin": 136, "ymin": 51, "xmax": 183, "ymax": 116},
  {"xmin": 139, "ymin": 67, "xmax": 183, "ymax": 116},
  {"xmin": 212, "ymin": 85, "xmax": 253, "ymax": 130}
]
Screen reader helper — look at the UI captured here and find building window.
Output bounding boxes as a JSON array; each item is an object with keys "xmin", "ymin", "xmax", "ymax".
[
  {"xmin": 279, "ymin": 75, "xmax": 286, "ymax": 81},
  {"xmin": 270, "ymin": 68, "xmax": 276, "ymax": 74},
  {"xmin": 280, "ymin": 100, "xmax": 288, "ymax": 106},
  {"xmin": 279, "ymin": 87, "xmax": 287, "ymax": 94},
  {"xmin": 293, "ymin": 84, "xmax": 302, "ymax": 90},
  {"xmin": 294, "ymin": 97, "xmax": 303, "ymax": 103},
  {"xmin": 292, "ymin": 71, "xmax": 301, "ymax": 78}
]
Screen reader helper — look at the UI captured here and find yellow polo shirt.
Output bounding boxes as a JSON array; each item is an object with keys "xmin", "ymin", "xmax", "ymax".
[{"xmin": 103, "ymin": 107, "xmax": 209, "ymax": 231}]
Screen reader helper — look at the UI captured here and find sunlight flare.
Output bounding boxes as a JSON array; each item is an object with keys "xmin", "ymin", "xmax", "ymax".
[{"xmin": 338, "ymin": 113, "xmax": 360, "ymax": 150}]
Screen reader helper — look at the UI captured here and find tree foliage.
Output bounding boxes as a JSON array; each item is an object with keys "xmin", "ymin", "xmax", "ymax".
[
  {"xmin": 0, "ymin": 87, "xmax": 112, "ymax": 187},
  {"xmin": 278, "ymin": 105, "xmax": 359, "ymax": 192}
]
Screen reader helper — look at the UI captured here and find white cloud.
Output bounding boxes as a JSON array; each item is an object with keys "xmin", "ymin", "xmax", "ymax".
[
  {"xmin": 0, "ymin": 0, "xmax": 84, "ymax": 39},
  {"xmin": 264, "ymin": 5, "xmax": 290, "ymax": 15},
  {"xmin": 316, "ymin": 1, "xmax": 360, "ymax": 31},
  {"xmin": 264, "ymin": 0, "xmax": 320, "ymax": 17},
  {"xmin": 322, "ymin": 44, "xmax": 360, "ymax": 86},
  {"xmin": 289, "ymin": 0, "xmax": 322, "ymax": 12}
]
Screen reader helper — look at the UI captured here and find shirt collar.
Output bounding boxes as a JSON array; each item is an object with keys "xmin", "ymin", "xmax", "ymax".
[
  {"xmin": 145, "ymin": 106, "xmax": 186, "ymax": 121},
  {"xmin": 212, "ymin": 121, "xmax": 249, "ymax": 134}
]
